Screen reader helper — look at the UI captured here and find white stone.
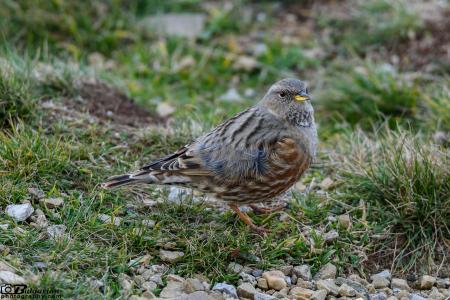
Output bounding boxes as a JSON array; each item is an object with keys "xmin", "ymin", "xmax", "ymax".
[
  {"xmin": 98, "ymin": 214, "xmax": 121, "ymax": 226},
  {"xmin": 159, "ymin": 249, "xmax": 184, "ymax": 263},
  {"xmin": 40, "ymin": 197, "xmax": 64, "ymax": 208},
  {"xmin": 0, "ymin": 271, "xmax": 26, "ymax": 284},
  {"xmin": 324, "ymin": 230, "xmax": 339, "ymax": 242},
  {"xmin": 47, "ymin": 225, "xmax": 66, "ymax": 239},
  {"xmin": 6, "ymin": 203, "xmax": 34, "ymax": 222},
  {"xmin": 212, "ymin": 282, "xmax": 238, "ymax": 298},
  {"xmin": 142, "ymin": 220, "xmax": 155, "ymax": 228},
  {"xmin": 314, "ymin": 263, "xmax": 337, "ymax": 280},
  {"xmin": 160, "ymin": 281, "xmax": 184, "ymax": 298}
]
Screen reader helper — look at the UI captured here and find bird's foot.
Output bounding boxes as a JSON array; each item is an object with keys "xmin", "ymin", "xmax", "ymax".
[
  {"xmin": 229, "ymin": 203, "xmax": 270, "ymax": 235},
  {"xmin": 249, "ymin": 203, "xmax": 287, "ymax": 215}
]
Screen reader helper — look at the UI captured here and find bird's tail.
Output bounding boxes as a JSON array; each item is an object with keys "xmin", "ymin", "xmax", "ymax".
[{"xmin": 102, "ymin": 172, "xmax": 154, "ymax": 189}]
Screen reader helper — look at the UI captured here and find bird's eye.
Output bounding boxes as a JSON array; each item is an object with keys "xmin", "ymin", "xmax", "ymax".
[{"xmin": 279, "ymin": 91, "xmax": 286, "ymax": 98}]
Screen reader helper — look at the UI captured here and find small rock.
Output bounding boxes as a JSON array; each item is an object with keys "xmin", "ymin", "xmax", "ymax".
[
  {"xmin": 324, "ymin": 230, "xmax": 339, "ymax": 242},
  {"xmin": 370, "ymin": 293, "xmax": 388, "ymax": 300},
  {"xmin": 40, "ymin": 197, "xmax": 64, "ymax": 208},
  {"xmin": 228, "ymin": 262, "xmax": 244, "ymax": 273},
  {"xmin": 168, "ymin": 187, "xmax": 189, "ymax": 203},
  {"xmin": 237, "ymin": 282, "xmax": 257, "ymax": 299},
  {"xmin": 373, "ymin": 270, "xmax": 392, "ymax": 280},
  {"xmin": 142, "ymin": 220, "xmax": 155, "ymax": 228},
  {"xmin": 179, "ymin": 291, "xmax": 216, "ymax": 300},
  {"xmin": 262, "ymin": 271, "xmax": 287, "ymax": 291},
  {"xmin": 28, "ymin": 187, "xmax": 45, "ymax": 199},
  {"xmin": 0, "ymin": 271, "xmax": 26, "ymax": 284},
  {"xmin": 167, "ymin": 274, "xmax": 185, "ymax": 282},
  {"xmin": 251, "ymin": 43, "xmax": 268, "ymax": 57},
  {"xmin": 98, "ymin": 214, "xmax": 121, "ymax": 226},
  {"xmin": 280, "ymin": 265, "xmax": 293, "ymax": 276},
  {"xmin": 0, "ymin": 261, "xmax": 15, "ymax": 273},
  {"xmin": 33, "ymin": 262, "xmax": 47, "ymax": 269},
  {"xmin": 311, "ymin": 289, "xmax": 328, "ymax": 300},
  {"xmin": 314, "ymin": 263, "xmax": 337, "ymax": 280},
  {"xmin": 337, "ymin": 214, "xmax": 351, "ymax": 229},
  {"xmin": 293, "ymin": 265, "xmax": 312, "ymax": 281},
  {"xmin": 418, "ymin": 275, "xmax": 436, "ymax": 289},
  {"xmin": 149, "ymin": 273, "xmax": 163, "ymax": 286},
  {"xmin": 30, "ymin": 213, "xmax": 48, "ymax": 229},
  {"xmin": 159, "ymin": 249, "xmax": 184, "ymax": 263},
  {"xmin": 142, "ymin": 199, "xmax": 158, "ymax": 207},
  {"xmin": 366, "ymin": 283, "xmax": 376, "ymax": 293},
  {"xmin": 6, "ymin": 203, "xmax": 34, "ymax": 222},
  {"xmin": 212, "ymin": 282, "xmax": 238, "ymax": 298},
  {"xmin": 316, "ymin": 279, "xmax": 339, "ymax": 296},
  {"xmin": 254, "ymin": 292, "xmax": 276, "ymax": 300},
  {"xmin": 0, "ymin": 224, "xmax": 9, "ymax": 230},
  {"xmin": 239, "ymin": 272, "xmax": 256, "ymax": 285},
  {"xmin": 338, "ymin": 283, "xmax": 356, "ymax": 297},
  {"xmin": 429, "ymin": 287, "xmax": 445, "ymax": 300},
  {"xmin": 436, "ymin": 277, "xmax": 450, "ymax": 288},
  {"xmin": 335, "ymin": 277, "xmax": 367, "ymax": 295},
  {"xmin": 289, "ymin": 286, "xmax": 314, "ymax": 298},
  {"xmin": 47, "ymin": 225, "xmax": 67, "ymax": 239},
  {"xmin": 160, "ymin": 281, "xmax": 184, "ymax": 298},
  {"xmin": 319, "ymin": 177, "xmax": 334, "ymax": 190},
  {"xmin": 142, "ymin": 291, "xmax": 157, "ymax": 299},
  {"xmin": 219, "ymin": 88, "xmax": 243, "ymax": 102},
  {"xmin": 296, "ymin": 278, "xmax": 315, "ymax": 289},
  {"xmin": 233, "ymin": 56, "xmax": 258, "ymax": 72},
  {"xmin": 174, "ymin": 56, "xmax": 195, "ymax": 72},
  {"xmin": 156, "ymin": 102, "xmax": 176, "ymax": 118},
  {"xmin": 257, "ymin": 277, "xmax": 268, "ymax": 289},
  {"xmin": 252, "ymin": 269, "xmax": 263, "ymax": 277},
  {"xmin": 184, "ymin": 278, "xmax": 205, "ymax": 293},
  {"xmin": 119, "ymin": 273, "xmax": 133, "ymax": 292},
  {"xmin": 410, "ymin": 294, "xmax": 427, "ymax": 300},
  {"xmin": 391, "ymin": 278, "xmax": 410, "ymax": 291},
  {"xmin": 142, "ymin": 281, "xmax": 158, "ymax": 291},
  {"xmin": 372, "ymin": 276, "xmax": 390, "ymax": 289},
  {"xmin": 349, "ymin": 274, "xmax": 369, "ymax": 286}
]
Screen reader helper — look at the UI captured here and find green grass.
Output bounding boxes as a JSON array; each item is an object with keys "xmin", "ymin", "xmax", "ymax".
[
  {"xmin": 317, "ymin": 62, "xmax": 421, "ymax": 129},
  {"xmin": 0, "ymin": 0, "xmax": 449, "ymax": 296},
  {"xmin": 333, "ymin": 129, "xmax": 450, "ymax": 272}
]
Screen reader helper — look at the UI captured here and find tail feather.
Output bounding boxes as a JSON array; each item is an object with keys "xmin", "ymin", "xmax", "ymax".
[{"xmin": 102, "ymin": 173, "xmax": 146, "ymax": 189}]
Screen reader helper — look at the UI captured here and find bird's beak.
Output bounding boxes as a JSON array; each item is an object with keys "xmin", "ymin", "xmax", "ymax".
[{"xmin": 294, "ymin": 91, "xmax": 310, "ymax": 102}]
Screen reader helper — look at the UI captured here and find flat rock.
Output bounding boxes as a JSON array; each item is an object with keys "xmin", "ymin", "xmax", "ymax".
[
  {"xmin": 371, "ymin": 275, "xmax": 390, "ymax": 289},
  {"xmin": 184, "ymin": 278, "xmax": 205, "ymax": 293},
  {"xmin": 0, "ymin": 271, "xmax": 26, "ymax": 284},
  {"xmin": 159, "ymin": 249, "xmax": 184, "ymax": 263},
  {"xmin": 311, "ymin": 289, "xmax": 328, "ymax": 300},
  {"xmin": 254, "ymin": 292, "xmax": 276, "ymax": 300},
  {"xmin": 293, "ymin": 265, "xmax": 312, "ymax": 281},
  {"xmin": 47, "ymin": 225, "xmax": 67, "ymax": 239},
  {"xmin": 257, "ymin": 278, "xmax": 268, "ymax": 289},
  {"xmin": 40, "ymin": 197, "xmax": 64, "ymax": 208},
  {"xmin": 179, "ymin": 291, "xmax": 216, "ymax": 300},
  {"xmin": 160, "ymin": 281, "xmax": 184, "ymax": 298},
  {"xmin": 418, "ymin": 275, "xmax": 436, "ymax": 289},
  {"xmin": 289, "ymin": 286, "xmax": 314, "ymax": 299},
  {"xmin": 212, "ymin": 282, "xmax": 238, "ymax": 298},
  {"xmin": 6, "ymin": 203, "xmax": 34, "ymax": 222},
  {"xmin": 316, "ymin": 279, "xmax": 339, "ymax": 296},
  {"xmin": 262, "ymin": 270, "xmax": 287, "ymax": 291},
  {"xmin": 373, "ymin": 270, "xmax": 391, "ymax": 280},
  {"xmin": 338, "ymin": 283, "xmax": 357, "ymax": 297},
  {"xmin": 237, "ymin": 282, "xmax": 257, "ymax": 299},
  {"xmin": 391, "ymin": 278, "xmax": 410, "ymax": 291},
  {"xmin": 314, "ymin": 263, "xmax": 337, "ymax": 280}
]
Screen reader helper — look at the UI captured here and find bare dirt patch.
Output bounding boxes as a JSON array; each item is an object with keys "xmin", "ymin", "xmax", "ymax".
[{"xmin": 70, "ymin": 79, "xmax": 163, "ymax": 127}]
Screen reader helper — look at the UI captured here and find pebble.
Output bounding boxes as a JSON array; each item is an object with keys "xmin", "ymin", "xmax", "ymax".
[
  {"xmin": 410, "ymin": 294, "xmax": 427, "ymax": 300},
  {"xmin": 228, "ymin": 262, "xmax": 244, "ymax": 273},
  {"xmin": 314, "ymin": 263, "xmax": 337, "ymax": 280},
  {"xmin": 324, "ymin": 230, "xmax": 339, "ymax": 242},
  {"xmin": 254, "ymin": 292, "xmax": 276, "ymax": 300},
  {"xmin": 0, "ymin": 271, "xmax": 27, "ymax": 284},
  {"xmin": 293, "ymin": 265, "xmax": 312, "ymax": 281},
  {"xmin": 119, "ymin": 273, "xmax": 133, "ymax": 292},
  {"xmin": 391, "ymin": 278, "xmax": 410, "ymax": 291},
  {"xmin": 168, "ymin": 187, "xmax": 189, "ymax": 203},
  {"xmin": 212, "ymin": 282, "xmax": 238, "ymax": 298},
  {"xmin": 142, "ymin": 281, "xmax": 158, "ymax": 291},
  {"xmin": 262, "ymin": 271, "xmax": 287, "ymax": 291},
  {"xmin": 319, "ymin": 177, "xmax": 334, "ymax": 190},
  {"xmin": 160, "ymin": 281, "xmax": 184, "ymax": 298},
  {"xmin": 142, "ymin": 220, "xmax": 156, "ymax": 228},
  {"xmin": 338, "ymin": 283, "xmax": 357, "ymax": 297},
  {"xmin": 167, "ymin": 274, "xmax": 185, "ymax": 282},
  {"xmin": 316, "ymin": 279, "xmax": 339, "ymax": 296},
  {"xmin": 156, "ymin": 102, "xmax": 175, "ymax": 118},
  {"xmin": 337, "ymin": 214, "xmax": 352, "ymax": 229},
  {"xmin": 184, "ymin": 278, "xmax": 205, "ymax": 293},
  {"xmin": 6, "ymin": 203, "xmax": 34, "ymax": 222},
  {"xmin": 371, "ymin": 274, "xmax": 390, "ymax": 289},
  {"xmin": 296, "ymin": 278, "xmax": 315, "ymax": 289},
  {"xmin": 159, "ymin": 249, "xmax": 184, "ymax": 263},
  {"xmin": 40, "ymin": 197, "xmax": 64, "ymax": 208},
  {"xmin": 237, "ymin": 282, "xmax": 257, "ymax": 299},
  {"xmin": 98, "ymin": 214, "xmax": 121, "ymax": 226},
  {"xmin": 28, "ymin": 187, "xmax": 45, "ymax": 199},
  {"xmin": 418, "ymin": 275, "xmax": 436, "ymax": 289},
  {"xmin": 257, "ymin": 278, "xmax": 268, "ymax": 289},
  {"xmin": 374, "ymin": 270, "xmax": 392, "ymax": 280},
  {"xmin": 289, "ymin": 286, "xmax": 314, "ymax": 298},
  {"xmin": 0, "ymin": 224, "xmax": 9, "ymax": 230},
  {"xmin": 47, "ymin": 224, "xmax": 67, "ymax": 239},
  {"xmin": 311, "ymin": 289, "xmax": 328, "ymax": 300}
]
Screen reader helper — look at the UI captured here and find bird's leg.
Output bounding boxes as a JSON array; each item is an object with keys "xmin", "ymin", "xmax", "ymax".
[
  {"xmin": 249, "ymin": 203, "xmax": 286, "ymax": 215},
  {"xmin": 229, "ymin": 203, "xmax": 269, "ymax": 234}
]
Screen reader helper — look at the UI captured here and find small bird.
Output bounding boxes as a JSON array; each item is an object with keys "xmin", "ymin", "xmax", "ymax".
[{"xmin": 103, "ymin": 78, "xmax": 317, "ymax": 233}]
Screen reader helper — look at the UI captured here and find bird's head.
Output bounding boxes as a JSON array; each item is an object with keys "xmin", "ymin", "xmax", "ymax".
[{"xmin": 259, "ymin": 78, "xmax": 314, "ymax": 128}]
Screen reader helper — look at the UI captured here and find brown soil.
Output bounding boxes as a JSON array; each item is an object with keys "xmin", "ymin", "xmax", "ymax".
[{"xmin": 69, "ymin": 79, "xmax": 163, "ymax": 127}]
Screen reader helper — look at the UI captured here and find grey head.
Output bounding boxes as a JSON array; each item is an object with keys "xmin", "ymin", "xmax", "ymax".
[{"xmin": 258, "ymin": 78, "xmax": 314, "ymax": 128}]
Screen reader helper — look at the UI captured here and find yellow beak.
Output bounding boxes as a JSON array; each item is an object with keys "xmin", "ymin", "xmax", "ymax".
[{"xmin": 295, "ymin": 95, "xmax": 309, "ymax": 102}]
